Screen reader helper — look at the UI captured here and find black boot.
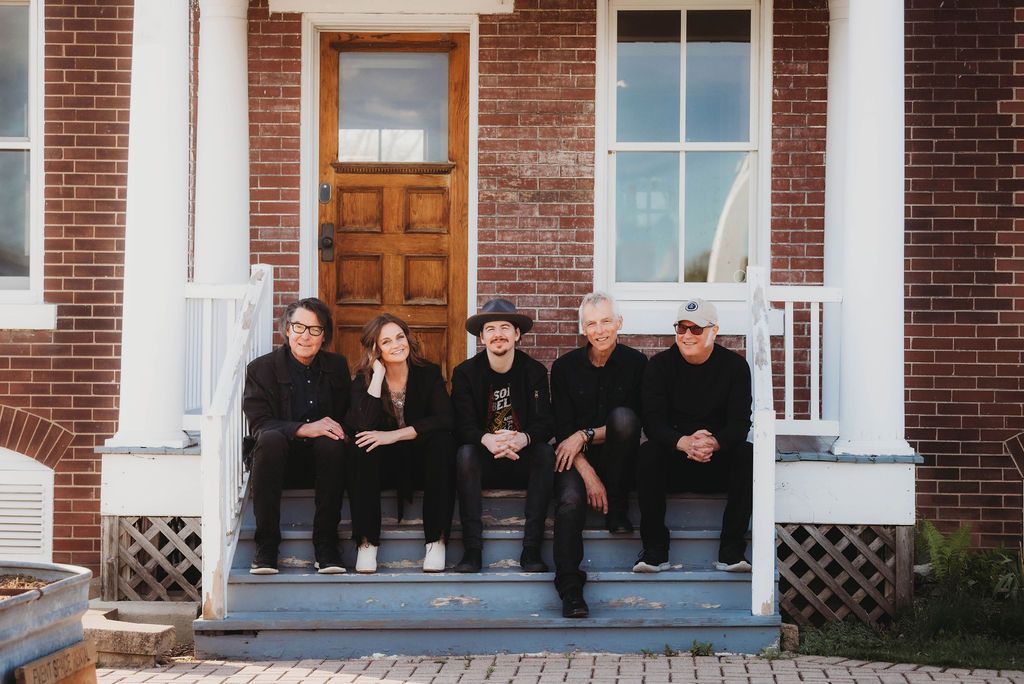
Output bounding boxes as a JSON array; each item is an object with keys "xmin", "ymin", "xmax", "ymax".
[{"xmin": 454, "ymin": 548, "xmax": 483, "ymax": 573}]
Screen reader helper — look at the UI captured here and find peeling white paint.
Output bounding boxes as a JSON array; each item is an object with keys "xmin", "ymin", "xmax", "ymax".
[
  {"xmin": 431, "ymin": 595, "xmax": 482, "ymax": 607},
  {"xmin": 700, "ymin": 603, "xmax": 722, "ymax": 609},
  {"xmin": 487, "ymin": 558, "xmax": 520, "ymax": 569},
  {"xmin": 608, "ymin": 596, "xmax": 664, "ymax": 609},
  {"xmin": 380, "ymin": 559, "xmax": 421, "ymax": 569},
  {"xmin": 280, "ymin": 556, "xmax": 312, "ymax": 568}
]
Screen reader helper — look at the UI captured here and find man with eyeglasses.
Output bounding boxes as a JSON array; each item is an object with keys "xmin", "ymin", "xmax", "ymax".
[
  {"xmin": 242, "ymin": 297, "xmax": 351, "ymax": 575},
  {"xmin": 633, "ymin": 298, "xmax": 754, "ymax": 574}
]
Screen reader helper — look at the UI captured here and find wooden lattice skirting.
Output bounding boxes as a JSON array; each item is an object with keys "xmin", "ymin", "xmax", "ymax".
[
  {"xmin": 101, "ymin": 515, "xmax": 203, "ymax": 602},
  {"xmin": 777, "ymin": 523, "xmax": 914, "ymax": 627}
]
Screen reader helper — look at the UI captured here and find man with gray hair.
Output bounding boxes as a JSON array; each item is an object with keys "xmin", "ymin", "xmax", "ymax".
[{"xmin": 549, "ymin": 291, "xmax": 647, "ymax": 617}]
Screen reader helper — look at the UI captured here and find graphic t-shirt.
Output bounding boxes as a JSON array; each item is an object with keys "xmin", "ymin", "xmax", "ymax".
[{"xmin": 486, "ymin": 368, "xmax": 520, "ymax": 433}]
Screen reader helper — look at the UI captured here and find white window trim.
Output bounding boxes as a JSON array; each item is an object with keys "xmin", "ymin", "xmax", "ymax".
[
  {"xmin": 298, "ymin": 12, "xmax": 480, "ymax": 358},
  {"xmin": 594, "ymin": 0, "xmax": 773, "ymax": 335},
  {"xmin": 0, "ymin": 0, "xmax": 56, "ymax": 328}
]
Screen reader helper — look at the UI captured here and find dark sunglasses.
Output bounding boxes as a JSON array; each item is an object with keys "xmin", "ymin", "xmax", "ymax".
[{"xmin": 674, "ymin": 323, "xmax": 708, "ymax": 335}]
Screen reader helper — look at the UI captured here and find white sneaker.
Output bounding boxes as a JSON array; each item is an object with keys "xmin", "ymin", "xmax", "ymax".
[
  {"xmin": 356, "ymin": 542, "xmax": 378, "ymax": 574},
  {"xmin": 423, "ymin": 541, "xmax": 446, "ymax": 572},
  {"xmin": 715, "ymin": 559, "xmax": 752, "ymax": 573}
]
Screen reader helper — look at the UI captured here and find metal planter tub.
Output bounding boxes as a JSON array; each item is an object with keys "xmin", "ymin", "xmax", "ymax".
[{"xmin": 0, "ymin": 560, "xmax": 91, "ymax": 684}]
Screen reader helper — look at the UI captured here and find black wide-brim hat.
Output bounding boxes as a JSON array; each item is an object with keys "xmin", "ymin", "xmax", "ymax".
[{"xmin": 465, "ymin": 298, "xmax": 534, "ymax": 336}]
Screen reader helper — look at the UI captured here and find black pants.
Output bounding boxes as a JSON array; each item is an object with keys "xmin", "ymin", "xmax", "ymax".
[
  {"xmin": 636, "ymin": 439, "xmax": 753, "ymax": 563},
  {"xmin": 250, "ymin": 430, "xmax": 346, "ymax": 550},
  {"xmin": 455, "ymin": 442, "xmax": 554, "ymax": 550},
  {"xmin": 584, "ymin": 406, "xmax": 640, "ymax": 514},
  {"xmin": 347, "ymin": 431, "xmax": 456, "ymax": 546}
]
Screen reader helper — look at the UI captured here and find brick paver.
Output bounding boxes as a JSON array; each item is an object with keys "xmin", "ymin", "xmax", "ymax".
[{"xmin": 96, "ymin": 655, "xmax": 1024, "ymax": 684}]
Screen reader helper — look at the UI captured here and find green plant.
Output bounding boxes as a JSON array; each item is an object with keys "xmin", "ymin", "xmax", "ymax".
[
  {"xmin": 759, "ymin": 646, "xmax": 784, "ymax": 661},
  {"xmin": 663, "ymin": 644, "xmax": 678, "ymax": 657},
  {"xmin": 919, "ymin": 520, "xmax": 972, "ymax": 592},
  {"xmin": 640, "ymin": 648, "xmax": 656, "ymax": 658},
  {"xmin": 991, "ymin": 545, "xmax": 1023, "ymax": 601},
  {"xmin": 689, "ymin": 639, "xmax": 713, "ymax": 656}
]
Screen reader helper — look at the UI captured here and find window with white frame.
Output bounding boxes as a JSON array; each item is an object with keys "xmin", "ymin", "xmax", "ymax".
[
  {"xmin": 603, "ymin": 1, "xmax": 758, "ymax": 308},
  {"xmin": 0, "ymin": 0, "xmax": 39, "ymax": 297}
]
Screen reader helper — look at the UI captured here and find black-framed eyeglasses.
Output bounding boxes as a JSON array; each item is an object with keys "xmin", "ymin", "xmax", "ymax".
[
  {"xmin": 674, "ymin": 323, "xmax": 707, "ymax": 335},
  {"xmin": 289, "ymin": 321, "xmax": 325, "ymax": 337}
]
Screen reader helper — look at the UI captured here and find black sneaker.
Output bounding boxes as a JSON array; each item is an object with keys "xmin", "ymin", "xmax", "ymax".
[
  {"xmin": 605, "ymin": 509, "xmax": 634, "ymax": 534},
  {"xmin": 454, "ymin": 548, "xmax": 483, "ymax": 573},
  {"xmin": 314, "ymin": 543, "xmax": 346, "ymax": 575},
  {"xmin": 632, "ymin": 547, "xmax": 669, "ymax": 573},
  {"xmin": 562, "ymin": 589, "xmax": 590, "ymax": 618},
  {"xmin": 249, "ymin": 544, "xmax": 279, "ymax": 575},
  {"xmin": 519, "ymin": 546, "xmax": 549, "ymax": 573}
]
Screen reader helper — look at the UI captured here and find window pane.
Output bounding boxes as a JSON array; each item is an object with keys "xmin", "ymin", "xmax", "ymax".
[
  {"xmin": 685, "ymin": 10, "xmax": 751, "ymax": 142},
  {"xmin": 0, "ymin": 5, "xmax": 30, "ymax": 138},
  {"xmin": 0, "ymin": 151, "xmax": 29, "ymax": 286},
  {"xmin": 338, "ymin": 52, "xmax": 448, "ymax": 163},
  {"xmin": 616, "ymin": 11, "xmax": 680, "ymax": 143},
  {"xmin": 684, "ymin": 151, "xmax": 750, "ymax": 283},
  {"xmin": 616, "ymin": 152, "xmax": 679, "ymax": 283}
]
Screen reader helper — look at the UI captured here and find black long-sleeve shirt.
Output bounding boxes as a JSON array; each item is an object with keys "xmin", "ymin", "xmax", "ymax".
[
  {"xmin": 550, "ymin": 343, "xmax": 647, "ymax": 442},
  {"xmin": 641, "ymin": 343, "xmax": 752, "ymax": 453}
]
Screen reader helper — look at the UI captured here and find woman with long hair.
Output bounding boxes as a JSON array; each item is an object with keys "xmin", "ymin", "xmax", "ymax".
[{"xmin": 344, "ymin": 314, "xmax": 456, "ymax": 573}]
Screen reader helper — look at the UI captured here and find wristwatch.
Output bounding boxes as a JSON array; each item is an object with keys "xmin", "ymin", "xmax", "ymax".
[{"xmin": 583, "ymin": 427, "xmax": 595, "ymax": 446}]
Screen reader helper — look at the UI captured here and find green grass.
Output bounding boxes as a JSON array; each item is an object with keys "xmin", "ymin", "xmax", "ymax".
[{"xmin": 798, "ymin": 595, "xmax": 1024, "ymax": 671}]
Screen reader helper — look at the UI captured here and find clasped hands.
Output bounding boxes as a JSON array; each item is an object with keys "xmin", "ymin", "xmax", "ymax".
[
  {"xmin": 677, "ymin": 429, "xmax": 719, "ymax": 463},
  {"xmin": 481, "ymin": 429, "xmax": 528, "ymax": 460}
]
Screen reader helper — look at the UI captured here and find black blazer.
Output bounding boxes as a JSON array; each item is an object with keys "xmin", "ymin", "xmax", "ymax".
[
  {"xmin": 450, "ymin": 349, "xmax": 554, "ymax": 447},
  {"xmin": 242, "ymin": 344, "xmax": 352, "ymax": 439},
  {"xmin": 345, "ymin": 361, "xmax": 453, "ymax": 437}
]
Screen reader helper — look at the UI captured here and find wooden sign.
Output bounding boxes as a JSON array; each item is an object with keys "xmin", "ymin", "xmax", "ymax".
[{"xmin": 14, "ymin": 640, "xmax": 97, "ymax": 684}]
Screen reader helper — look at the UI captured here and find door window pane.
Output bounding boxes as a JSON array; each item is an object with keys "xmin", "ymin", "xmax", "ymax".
[
  {"xmin": 338, "ymin": 52, "xmax": 448, "ymax": 163},
  {"xmin": 616, "ymin": 11, "xmax": 680, "ymax": 143},
  {"xmin": 0, "ymin": 151, "xmax": 30, "ymax": 286},
  {"xmin": 685, "ymin": 10, "xmax": 751, "ymax": 142},
  {"xmin": 683, "ymin": 151, "xmax": 750, "ymax": 283},
  {"xmin": 616, "ymin": 152, "xmax": 679, "ymax": 283},
  {"xmin": 0, "ymin": 5, "xmax": 30, "ymax": 138}
]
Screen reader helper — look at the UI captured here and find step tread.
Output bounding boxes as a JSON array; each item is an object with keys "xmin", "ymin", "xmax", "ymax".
[
  {"xmin": 227, "ymin": 567, "xmax": 754, "ymax": 583},
  {"xmin": 276, "ymin": 489, "xmax": 728, "ymax": 501},
  {"xmin": 238, "ymin": 525, "xmax": 730, "ymax": 540},
  {"xmin": 195, "ymin": 608, "xmax": 780, "ymax": 631}
]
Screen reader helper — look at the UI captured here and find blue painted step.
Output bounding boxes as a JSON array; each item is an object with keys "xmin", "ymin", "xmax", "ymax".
[
  {"xmin": 233, "ymin": 525, "xmax": 741, "ymax": 571},
  {"xmin": 225, "ymin": 567, "xmax": 754, "ymax": 612},
  {"xmin": 193, "ymin": 608, "xmax": 780, "ymax": 659}
]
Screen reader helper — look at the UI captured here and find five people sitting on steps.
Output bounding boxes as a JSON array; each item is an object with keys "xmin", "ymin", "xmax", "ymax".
[{"xmin": 241, "ymin": 293, "xmax": 754, "ymax": 616}]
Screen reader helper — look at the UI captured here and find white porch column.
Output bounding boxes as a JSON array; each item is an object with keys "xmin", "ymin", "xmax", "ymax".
[
  {"xmin": 106, "ymin": 0, "xmax": 190, "ymax": 448},
  {"xmin": 824, "ymin": 0, "xmax": 913, "ymax": 456},
  {"xmin": 193, "ymin": 0, "xmax": 251, "ymax": 284}
]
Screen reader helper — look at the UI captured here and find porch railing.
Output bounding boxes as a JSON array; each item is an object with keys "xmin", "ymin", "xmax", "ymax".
[
  {"xmin": 746, "ymin": 266, "xmax": 777, "ymax": 616},
  {"xmin": 200, "ymin": 264, "xmax": 274, "ymax": 620},
  {"xmin": 184, "ymin": 282, "xmax": 250, "ymax": 431}
]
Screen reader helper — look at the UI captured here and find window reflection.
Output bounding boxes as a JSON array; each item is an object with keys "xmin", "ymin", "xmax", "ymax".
[
  {"xmin": 616, "ymin": 11, "xmax": 680, "ymax": 143},
  {"xmin": 338, "ymin": 52, "xmax": 448, "ymax": 163},
  {"xmin": 616, "ymin": 152, "xmax": 679, "ymax": 282},
  {"xmin": 0, "ymin": 151, "xmax": 29, "ymax": 284},
  {"xmin": 684, "ymin": 152, "xmax": 750, "ymax": 283},
  {"xmin": 685, "ymin": 10, "xmax": 751, "ymax": 142},
  {"xmin": 0, "ymin": 5, "xmax": 29, "ymax": 139}
]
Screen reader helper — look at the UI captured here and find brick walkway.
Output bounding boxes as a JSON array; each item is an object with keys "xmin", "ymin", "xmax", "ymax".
[{"xmin": 97, "ymin": 655, "xmax": 1024, "ymax": 683}]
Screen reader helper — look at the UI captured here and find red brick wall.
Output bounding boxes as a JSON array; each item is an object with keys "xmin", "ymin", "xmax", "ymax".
[
  {"xmin": 0, "ymin": 0, "xmax": 134, "ymax": 572},
  {"xmin": 904, "ymin": 0, "xmax": 1024, "ymax": 548}
]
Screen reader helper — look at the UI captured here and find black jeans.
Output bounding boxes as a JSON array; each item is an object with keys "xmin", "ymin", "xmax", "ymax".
[
  {"xmin": 347, "ymin": 430, "xmax": 456, "ymax": 546},
  {"xmin": 455, "ymin": 442, "xmax": 554, "ymax": 550},
  {"xmin": 552, "ymin": 468, "xmax": 587, "ymax": 597},
  {"xmin": 250, "ymin": 430, "xmax": 346, "ymax": 550},
  {"xmin": 583, "ymin": 406, "xmax": 640, "ymax": 514},
  {"xmin": 636, "ymin": 439, "xmax": 753, "ymax": 563}
]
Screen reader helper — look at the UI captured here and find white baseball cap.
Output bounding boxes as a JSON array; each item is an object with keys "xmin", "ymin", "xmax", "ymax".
[{"xmin": 675, "ymin": 298, "xmax": 718, "ymax": 327}]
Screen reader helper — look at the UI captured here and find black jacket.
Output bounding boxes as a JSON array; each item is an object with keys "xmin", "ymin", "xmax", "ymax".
[
  {"xmin": 242, "ymin": 344, "xmax": 352, "ymax": 439},
  {"xmin": 345, "ymin": 361, "xmax": 453, "ymax": 436},
  {"xmin": 451, "ymin": 349, "xmax": 554, "ymax": 447}
]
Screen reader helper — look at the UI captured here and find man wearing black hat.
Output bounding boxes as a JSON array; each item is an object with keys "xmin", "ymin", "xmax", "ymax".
[
  {"xmin": 450, "ymin": 299, "xmax": 557, "ymax": 582},
  {"xmin": 634, "ymin": 298, "xmax": 754, "ymax": 575}
]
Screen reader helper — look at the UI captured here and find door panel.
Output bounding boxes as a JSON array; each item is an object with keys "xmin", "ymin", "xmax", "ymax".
[{"xmin": 318, "ymin": 33, "xmax": 468, "ymax": 379}]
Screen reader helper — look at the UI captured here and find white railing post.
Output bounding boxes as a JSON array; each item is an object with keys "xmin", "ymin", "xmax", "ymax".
[
  {"xmin": 747, "ymin": 266, "xmax": 776, "ymax": 616},
  {"xmin": 200, "ymin": 265, "xmax": 273, "ymax": 621}
]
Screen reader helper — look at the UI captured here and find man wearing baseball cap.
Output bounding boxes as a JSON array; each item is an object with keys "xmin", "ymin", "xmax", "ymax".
[
  {"xmin": 633, "ymin": 298, "xmax": 754, "ymax": 573},
  {"xmin": 450, "ymin": 299, "xmax": 557, "ymax": 584}
]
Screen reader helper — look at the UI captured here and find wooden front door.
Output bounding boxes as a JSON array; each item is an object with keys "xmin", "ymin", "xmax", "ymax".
[{"xmin": 318, "ymin": 33, "xmax": 468, "ymax": 378}]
